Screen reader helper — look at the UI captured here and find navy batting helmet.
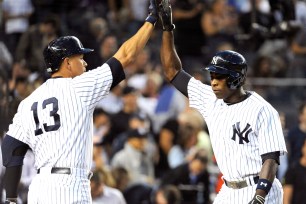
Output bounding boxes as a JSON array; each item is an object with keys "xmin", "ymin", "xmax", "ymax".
[
  {"xmin": 43, "ymin": 36, "xmax": 94, "ymax": 73},
  {"xmin": 205, "ymin": 50, "xmax": 247, "ymax": 89}
]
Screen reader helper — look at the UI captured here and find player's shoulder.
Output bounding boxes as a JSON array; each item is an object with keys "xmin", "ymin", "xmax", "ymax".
[{"xmin": 248, "ymin": 91, "xmax": 277, "ymax": 112}]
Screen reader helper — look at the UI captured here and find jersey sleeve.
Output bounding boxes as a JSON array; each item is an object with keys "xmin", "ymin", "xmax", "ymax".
[
  {"xmin": 256, "ymin": 105, "xmax": 287, "ymax": 156},
  {"xmin": 6, "ymin": 102, "xmax": 30, "ymax": 145},
  {"xmin": 188, "ymin": 77, "xmax": 216, "ymax": 117},
  {"xmin": 72, "ymin": 59, "xmax": 123, "ymax": 110}
]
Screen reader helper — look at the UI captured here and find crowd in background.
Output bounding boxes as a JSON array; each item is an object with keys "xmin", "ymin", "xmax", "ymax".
[{"xmin": 0, "ymin": 0, "xmax": 306, "ymax": 203}]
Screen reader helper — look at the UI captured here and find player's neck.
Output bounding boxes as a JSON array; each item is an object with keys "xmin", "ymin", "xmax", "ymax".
[{"xmin": 224, "ymin": 90, "xmax": 249, "ymax": 105}]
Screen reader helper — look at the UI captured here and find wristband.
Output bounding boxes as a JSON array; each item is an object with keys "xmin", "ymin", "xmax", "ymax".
[
  {"xmin": 145, "ymin": 15, "xmax": 157, "ymax": 25},
  {"xmin": 163, "ymin": 24, "xmax": 175, "ymax": 32},
  {"xmin": 256, "ymin": 179, "xmax": 272, "ymax": 194}
]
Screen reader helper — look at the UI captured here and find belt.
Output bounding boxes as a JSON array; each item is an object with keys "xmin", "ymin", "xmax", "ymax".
[
  {"xmin": 224, "ymin": 176, "xmax": 259, "ymax": 189},
  {"xmin": 37, "ymin": 167, "xmax": 93, "ymax": 180}
]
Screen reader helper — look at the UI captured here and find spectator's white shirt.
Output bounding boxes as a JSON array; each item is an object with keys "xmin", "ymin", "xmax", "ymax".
[
  {"xmin": 92, "ymin": 185, "xmax": 126, "ymax": 204},
  {"xmin": 2, "ymin": 0, "xmax": 34, "ymax": 34}
]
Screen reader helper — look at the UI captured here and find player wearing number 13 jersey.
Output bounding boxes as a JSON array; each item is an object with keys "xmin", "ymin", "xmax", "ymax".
[{"xmin": 1, "ymin": 2, "xmax": 158, "ymax": 203}]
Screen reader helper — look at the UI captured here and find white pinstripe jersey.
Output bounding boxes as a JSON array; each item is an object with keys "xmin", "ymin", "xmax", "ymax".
[
  {"xmin": 187, "ymin": 78, "xmax": 287, "ymax": 181},
  {"xmin": 6, "ymin": 63, "xmax": 113, "ymax": 171}
]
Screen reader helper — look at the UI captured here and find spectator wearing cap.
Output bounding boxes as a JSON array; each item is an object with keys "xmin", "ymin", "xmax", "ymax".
[
  {"xmin": 108, "ymin": 85, "xmax": 140, "ymax": 142},
  {"xmin": 110, "ymin": 111, "xmax": 153, "ymax": 159},
  {"xmin": 110, "ymin": 128, "xmax": 155, "ymax": 186},
  {"xmin": 160, "ymin": 148, "xmax": 211, "ymax": 204}
]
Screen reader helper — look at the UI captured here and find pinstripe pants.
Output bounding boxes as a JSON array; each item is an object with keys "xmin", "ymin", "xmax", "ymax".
[
  {"xmin": 213, "ymin": 179, "xmax": 283, "ymax": 204},
  {"xmin": 28, "ymin": 174, "xmax": 91, "ymax": 204}
]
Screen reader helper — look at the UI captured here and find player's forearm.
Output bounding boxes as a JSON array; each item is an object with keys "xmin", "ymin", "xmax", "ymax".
[
  {"xmin": 3, "ymin": 166, "xmax": 23, "ymax": 199},
  {"xmin": 114, "ymin": 22, "xmax": 154, "ymax": 67},
  {"xmin": 256, "ymin": 159, "xmax": 278, "ymax": 197},
  {"xmin": 161, "ymin": 31, "xmax": 182, "ymax": 81}
]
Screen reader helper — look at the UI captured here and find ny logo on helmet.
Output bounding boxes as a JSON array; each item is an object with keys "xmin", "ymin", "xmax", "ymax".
[
  {"xmin": 211, "ymin": 56, "xmax": 224, "ymax": 65},
  {"xmin": 231, "ymin": 122, "xmax": 252, "ymax": 144}
]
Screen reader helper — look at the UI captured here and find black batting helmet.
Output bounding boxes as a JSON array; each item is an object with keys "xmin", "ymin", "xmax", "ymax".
[
  {"xmin": 205, "ymin": 50, "xmax": 247, "ymax": 89},
  {"xmin": 43, "ymin": 36, "xmax": 94, "ymax": 73}
]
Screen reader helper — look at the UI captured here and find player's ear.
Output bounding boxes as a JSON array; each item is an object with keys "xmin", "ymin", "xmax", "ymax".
[{"xmin": 64, "ymin": 57, "xmax": 72, "ymax": 71}]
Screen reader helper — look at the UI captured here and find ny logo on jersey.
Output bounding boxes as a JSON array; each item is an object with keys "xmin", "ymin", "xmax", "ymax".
[{"xmin": 231, "ymin": 122, "xmax": 252, "ymax": 144}]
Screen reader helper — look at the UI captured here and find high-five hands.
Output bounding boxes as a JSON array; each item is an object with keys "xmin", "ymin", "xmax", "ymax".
[{"xmin": 158, "ymin": 0, "xmax": 175, "ymax": 31}]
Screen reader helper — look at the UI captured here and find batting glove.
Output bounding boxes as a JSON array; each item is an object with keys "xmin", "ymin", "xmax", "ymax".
[
  {"xmin": 248, "ymin": 195, "xmax": 265, "ymax": 204},
  {"xmin": 145, "ymin": 0, "xmax": 159, "ymax": 25},
  {"xmin": 158, "ymin": 0, "xmax": 175, "ymax": 31}
]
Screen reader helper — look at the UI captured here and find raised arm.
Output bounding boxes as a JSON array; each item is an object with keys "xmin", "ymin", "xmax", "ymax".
[
  {"xmin": 113, "ymin": 0, "xmax": 158, "ymax": 68},
  {"xmin": 159, "ymin": 0, "xmax": 182, "ymax": 81}
]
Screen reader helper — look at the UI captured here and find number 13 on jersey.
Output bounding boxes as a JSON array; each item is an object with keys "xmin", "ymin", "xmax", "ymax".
[{"xmin": 31, "ymin": 97, "xmax": 61, "ymax": 136}]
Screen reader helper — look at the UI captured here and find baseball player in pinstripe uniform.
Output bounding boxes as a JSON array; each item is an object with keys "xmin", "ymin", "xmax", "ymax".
[
  {"xmin": 158, "ymin": 1, "xmax": 287, "ymax": 204},
  {"xmin": 1, "ymin": 1, "xmax": 159, "ymax": 203}
]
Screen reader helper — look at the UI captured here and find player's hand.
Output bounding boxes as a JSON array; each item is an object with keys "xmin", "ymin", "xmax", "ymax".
[
  {"xmin": 158, "ymin": 0, "xmax": 175, "ymax": 31},
  {"xmin": 248, "ymin": 195, "xmax": 265, "ymax": 204},
  {"xmin": 145, "ymin": 0, "xmax": 158, "ymax": 25}
]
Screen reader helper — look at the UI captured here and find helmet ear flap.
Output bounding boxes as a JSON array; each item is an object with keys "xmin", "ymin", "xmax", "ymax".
[{"xmin": 227, "ymin": 72, "xmax": 246, "ymax": 89}]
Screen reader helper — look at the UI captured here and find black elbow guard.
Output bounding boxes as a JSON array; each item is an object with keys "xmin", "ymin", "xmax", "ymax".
[
  {"xmin": 261, "ymin": 151, "xmax": 280, "ymax": 165},
  {"xmin": 170, "ymin": 70, "xmax": 192, "ymax": 97},
  {"xmin": 1, "ymin": 135, "xmax": 29, "ymax": 167}
]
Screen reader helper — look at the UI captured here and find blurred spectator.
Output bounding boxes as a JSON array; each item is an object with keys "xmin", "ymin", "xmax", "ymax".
[
  {"xmin": 283, "ymin": 138, "xmax": 306, "ymax": 204},
  {"xmin": 295, "ymin": 0, "xmax": 306, "ymax": 27},
  {"xmin": 0, "ymin": 69, "xmax": 15, "ymax": 136},
  {"xmin": 2, "ymin": 0, "xmax": 34, "ymax": 56},
  {"xmin": 107, "ymin": 0, "xmax": 130, "ymax": 38},
  {"xmin": 0, "ymin": 41, "xmax": 13, "ymax": 76},
  {"xmin": 152, "ymin": 184, "xmax": 182, "ymax": 204},
  {"xmin": 238, "ymin": 0, "xmax": 275, "ymax": 51},
  {"xmin": 111, "ymin": 128, "xmax": 155, "ymax": 186},
  {"xmin": 278, "ymin": 111, "xmax": 289, "ymax": 181},
  {"xmin": 123, "ymin": 183, "xmax": 153, "ymax": 204},
  {"xmin": 91, "ymin": 168, "xmax": 126, "ymax": 204},
  {"xmin": 288, "ymin": 27, "xmax": 306, "ymax": 78},
  {"xmin": 172, "ymin": 0, "xmax": 205, "ymax": 74},
  {"xmin": 252, "ymin": 55, "xmax": 274, "ymax": 78},
  {"xmin": 151, "ymin": 84, "xmax": 187, "ymax": 133},
  {"xmin": 201, "ymin": 0, "xmax": 238, "ymax": 59},
  {"xmin": 108, "ymin": 86, "xmax": 141, "ymax": 143},
  {"xmin": 97, "ymin": 81, "xmax": 124, "ymax": 114},
  {"xmin": 83, "ymin": 17, "xmax": 113, "ymax": 70},
  {"xmin": 92, "ymin": 108, "xmax": 112, "ymax": 168},
  {"xmin": 111, "ymin": 111, "xmax": 153, "ymax": 159},
  {"xmin": 178, "ymin": 108, "xmax": 213, "ymax": 164},
  {"xmin": 111, "ymin": 167, "xmax": 130, "ymax": 193},
  {"xmin": 287, "ymin": 102, "xmax": 306, "ymax": 166},
  {"xmin": 160, "ymin": 148, "xmax": 211, "ymax": 204},
  {"xmin": 167, "ymin": 108, "xmax": 207, "ymax": 169},
  {"xmin": 13, "ymin": 14, "xmax": 60, "ymax": 79},
  {"xmin": 125, "ymin": 0, "xmax": 150, "ymax": 37},
  {"xmin": 126, "ymin": 48, "xmax": 154, "ymax": 82},
  {"xmin": 137, "ymin": 71, "xmax": 163, "ymax": 118},
  {"xmin": 154, "ymin": 119, "xmax": 179, "ymax": 179},
  {"xmin": 168, "ymin": 123, "xmax": 199, "ymax": 169}
]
